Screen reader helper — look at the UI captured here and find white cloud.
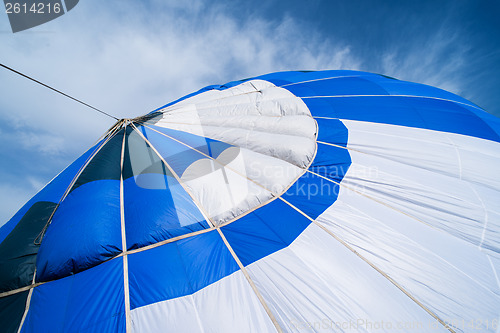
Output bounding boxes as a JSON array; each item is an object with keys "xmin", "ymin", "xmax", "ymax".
[{"xmin": 0, "ymin": 0, "xmax": 361, "ymax": 225}]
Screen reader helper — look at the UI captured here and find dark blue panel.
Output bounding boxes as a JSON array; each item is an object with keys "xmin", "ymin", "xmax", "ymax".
[
  {"xmin": 0, "ymin": 291, "xmax": 29, "ymax": 333},
  {"xmin": 22, "ymin": 259, "xmax": 125, "ymax": 333},
  {"xmin": 0, "ymin": 201, "xmax": 57, "ymax": 293},
  {"xmin": 0, "ymin": 139, "xmax": 103, "ymax": 244},
  {"xmin": 128, "ymin": 230, "xmax": 239, "ymax": 309},
  {"xmin": 145, "ymin": 125, "xmax": 232, "ymax": 160},
  {"xmin": 36, "ymin": 180, "xmax": 122, "ymax": 282},
  {"xmin": 122, "ymin": 127, "xmax": 170, "ymax": 180},
  {"xmin": 222, "ymin": 199, "xmax": 311, "ymax": 266},
  {"xmin": 124, "ymin": 174, "xmax": 208, "ymax": 250},
  {"xmin": 71, "ymin": 130, "xmax": 124, "ymax": 193}
]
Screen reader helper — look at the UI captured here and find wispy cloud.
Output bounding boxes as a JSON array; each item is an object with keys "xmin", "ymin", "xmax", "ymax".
[
  {"xmin": 378, "ymin": 26, "xmax": 470, "ymax": 98},
  {"xmin": 0, "ymin": 1, "xmax": 360, "ymax": 224},
  {"xmin": 1, "ymin": 1, "xmax": 498, "ymax": 225}
]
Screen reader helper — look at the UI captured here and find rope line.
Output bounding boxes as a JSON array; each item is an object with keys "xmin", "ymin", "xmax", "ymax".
[{"xmin": 0, "ymin": 63, "xmax": 119, "ymax": 120}]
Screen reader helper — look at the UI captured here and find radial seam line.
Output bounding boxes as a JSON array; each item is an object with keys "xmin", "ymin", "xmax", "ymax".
[
  {"xmin": 119, "ymin": 123, "xmax": 132, "ymax": 333},
  {"xmin": 315, "ymin": 141, "xmax": 500, "ymax": 237},
  {"xmin": 129, "ymin": 123, "xmax": 215, "ymax": 228},
  {"xmin": 138, "ymin": 122, "xmax": 318, "ymax": 228},
  {"xmin": 1, "ymin": 115, "xmax": 315, "ymax": 299},
  {"xmin": 278, "ymin": 75, "xmax": 365, "ymax": 88},
  {"xmin": 277, "ymin": 196, "xmax": 457, "ymax": 333},
  {"xmin": 34, "ymin": 120, "xmax": 125, "ymax": 245},
  {"xmin": 16, "ymin": 270, "xmax": 36, "ymax": 333},
  {"xmin": 216, "ymin": 227, "xmax": 283, "ymax": 333},
  {"xmin": 300, "ymin": 94, "xmax": 481, "ymax": 110},
  {"xmin": 151, "ymin": 81, "xmax": 267, "ymax": 115},
  {"xmin": 139, "ymin": 123, "xmax": 316, "ymax": 199},
  {"xmin": 6, "ymin": 121, "xmax": 126, "ymax": 304},
  {"xmin": 0, "ymin": 231, "xmax": 219, "ymax": 299}
]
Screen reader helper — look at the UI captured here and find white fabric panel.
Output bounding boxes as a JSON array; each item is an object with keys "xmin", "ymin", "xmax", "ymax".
[
  {"xmin": 247, "ymin": 223, "xmax": 450, "ymax": 333},
  {"xmin": 130, "ymin": 271, "xmax": 276, "ymax": 333},
  {"xmin": 448, "ymin": 132, "xmax": 500, "ymax": 194},
  {"xmin": 150, "ymin": 80, "xmax": 316, "ymax": 225},
  {"xmin": 152, "ymin": 80, "xmax": 316, "ymax": 169},
  {"xmin": 313, "ymin": 120, "xmax": 500, "ymax": 332},
  {"xmin": 339, "ymin": 119, "xmax": 500, "ymax": 255},
  {"xmin": 131, "ymin": 294, "xmax": 203, "ymax": 333},
  {"xmin": 195, "ymin": 115, "xmax": 316, "ymax": 139},
  {"xmin": 234, "ymin": 148, "xmax": 304, "ymax": 195},
  {"xmin": 340, "ymin": 119, "xmax": 500, "ymax": 190},
  {"xmin": 169, "ymin": 80, "xmax": 288, "ymax": 109},
  {"xmin": 159, "ymin": 123, "xmax": 315, "ymax": 168},
  {"xmin": 181, "ymin": 148, "xmax": 273, "ymax": 224},
  {"xmin": 317, "ymin": 192, "xmax": 500, "ymax": 332},
  {"xmin": 180, "ymin": 144, "xmax": 304, "ymax": 224},
  {"xmin": 488, "ymin": 255, "xmax": 500, "ymax": 287},
  {"xmin": 168, "ymin": 80, "xmax": 311, "ymax": 118}
]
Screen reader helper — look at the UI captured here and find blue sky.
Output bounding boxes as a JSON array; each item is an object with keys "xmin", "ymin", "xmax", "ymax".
[{"xmin": 1, "ymin": 0, "xmax": 499, "ymax": 225}]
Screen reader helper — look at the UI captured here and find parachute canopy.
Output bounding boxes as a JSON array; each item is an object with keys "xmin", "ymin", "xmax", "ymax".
[{"xmin": 1, "ymin": 70, "xmax": 500, "ymax": 333}]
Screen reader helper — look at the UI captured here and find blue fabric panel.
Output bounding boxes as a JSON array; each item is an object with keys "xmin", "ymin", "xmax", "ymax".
[
  {"xmin": 124, "ymin": 174, "xmax": 209, "ymax": 250},
  {"xmin": 128, "ymin": 241, "xmax": 191, "ymax": 309},
  {"xmin": 409, "ymin": 97, "xmax": 500, "ymax": 142},
  {"xmin": 283, "ymin": 172, "xmax": 341, "ymax": 221},
  {"xmin": 370, "ymin": 77, "xmax": 479, "ymax": 107},
  {"xmin": 150, "ymin": 70, "xmax": 380, "ymax": 113},
  {"xmin": 122, "ymin": 127, "xmax": 169, "ymax": 179},
  {"xmin": 310, "ymin": 143, "xmax": 352, "ymax": 183},
  {"xmin": 21, "ymin": 258, "xmax": 125, "ymax": 333},
  {"xmin": 139, "ymin": 126, "xmax": 224, "ymax": 177},
  {"xmin": 303, "ymin": 95, "xmax": 426, "ymax": 126},
  {"xmin": 471, "ymin": 109, "xmax": 500, "ymax": 138},
  {"xmin": 36, "ymin": 180, "xmax": 122, "ymax": 282},
  {"xmin": 128, "ymin": 230, "xmax": 239, "ymax": 309},
  {"xmin": 284, "ymin": 77, "xmax": 389, "ymax": 97},
  {"xmin": 150, "ymin": 70, "xmax": 500, "ymax": 143},
  {"xmin": 0, "ymin": 140, "xmax": 103, "ymax": 244},
  {"xmin": 258, "ymin": 70, "xmax": 380, "ymax": 86},
  {"xmin": 303, "ymin": 95, "xmax": 500, "ymax": 142},
  {"xmin": 222, "ymin": 199, "xmax": 310, "ymax": 266},
  {"xmin": 315, "ymin": 118, "xmax": 349, "ymax": 146},
  {"xmin": 145, "ymin": 125, "xmax": 232, "ymax": 160}
]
